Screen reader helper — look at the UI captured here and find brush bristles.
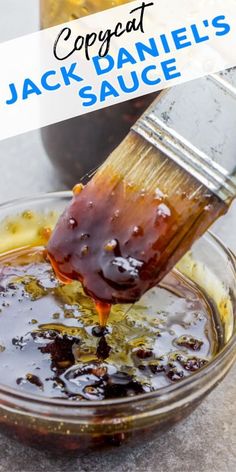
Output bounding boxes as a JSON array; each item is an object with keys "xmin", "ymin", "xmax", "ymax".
[
  {"xmin": 48, "ymin": 129, "xmax": 227, "ymax": 305},
  {"xmin": 96, "ymin": 131, "xmax": 205, "ymax": 199}
]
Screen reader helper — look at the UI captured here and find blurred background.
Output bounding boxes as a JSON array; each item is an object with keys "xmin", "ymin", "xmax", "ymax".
[{"xmin": 0, "ymin": 0, "xmax": 64, "ymax": 197}]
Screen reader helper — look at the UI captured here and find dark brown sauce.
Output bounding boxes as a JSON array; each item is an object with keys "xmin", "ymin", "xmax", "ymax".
[
  {"xmin": 47, "ymin": 173, "xmax": 226, "ymax": 324},
  {"xmin": 0, "ymin": 247, "xmax": 221, "ymax": 401}
]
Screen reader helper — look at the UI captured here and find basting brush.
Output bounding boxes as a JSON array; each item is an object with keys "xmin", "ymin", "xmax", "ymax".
[{"xmin": 47, "ymin": 72, "xmax": 236, "ymax": 325}]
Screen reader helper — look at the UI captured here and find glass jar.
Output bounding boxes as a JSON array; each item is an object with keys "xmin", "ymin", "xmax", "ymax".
[
  {"xmin": 0, "ymin": 192, "xmax": 235, "ymax": 453},
  {"xmin": 40, "ymin": 0, "xmax": 157, "ymax": 186}
]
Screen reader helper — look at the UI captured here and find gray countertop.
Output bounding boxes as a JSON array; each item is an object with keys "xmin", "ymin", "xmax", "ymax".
[{"xmin": 0, "ymin": 2, "xmax": 235, "ymax": 471}]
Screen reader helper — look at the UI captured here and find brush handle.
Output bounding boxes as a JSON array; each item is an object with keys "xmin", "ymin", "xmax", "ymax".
[{"xmin": 133, "ymin": 73, "xmax": 236, "ymax": 204}]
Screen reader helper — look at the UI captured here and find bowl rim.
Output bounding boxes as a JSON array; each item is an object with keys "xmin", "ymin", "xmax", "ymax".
[{"xmin": 0, "ymin": 191, "xmax": 235, "ymax": 410}]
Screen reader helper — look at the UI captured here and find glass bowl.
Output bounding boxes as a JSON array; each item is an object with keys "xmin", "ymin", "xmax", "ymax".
[{"xmin": 0, "ymin": 191, "xmax": 235, "ymax": 453}]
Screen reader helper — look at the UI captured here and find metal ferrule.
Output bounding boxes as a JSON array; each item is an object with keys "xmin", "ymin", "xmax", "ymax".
[{"xmin": 133, "ymin": 72, "xmax": 236, "ymax": 204}]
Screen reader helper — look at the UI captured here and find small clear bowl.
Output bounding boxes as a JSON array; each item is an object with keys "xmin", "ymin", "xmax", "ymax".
[{"xmin": 0, "ymin": 192, "xmax": 235, "ymax": 453}]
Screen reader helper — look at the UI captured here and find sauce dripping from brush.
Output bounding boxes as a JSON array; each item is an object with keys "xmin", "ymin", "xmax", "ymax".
[
  {"xmin": 47, "ymin": 166, "xmax": 226, "ymax": 325},
  {"xmin": 47, "ymin": 251, "xmax": 111, "ymax": 325},
  {"xmin": 95, "ymin": 301, "xmax": 111, "ymax": 327}
]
